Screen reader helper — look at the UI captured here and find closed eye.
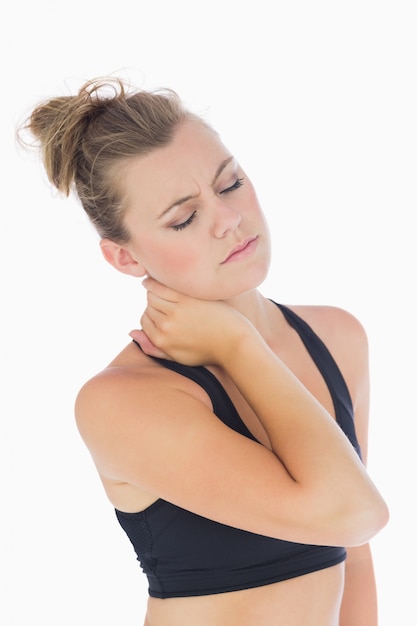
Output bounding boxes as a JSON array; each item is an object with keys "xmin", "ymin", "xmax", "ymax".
[
  {"xmin": 171, "ymin": 210, "xmax": 197, "ymax": 231},
  {"xmin": 221, "ymin": 177, "xmax": 244, "ymax": 194}
]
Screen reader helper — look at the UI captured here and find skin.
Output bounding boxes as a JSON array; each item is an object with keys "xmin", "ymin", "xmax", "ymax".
[{"xmin": 75, "ymin": 120, "xmax": 387, "ymax": 625}]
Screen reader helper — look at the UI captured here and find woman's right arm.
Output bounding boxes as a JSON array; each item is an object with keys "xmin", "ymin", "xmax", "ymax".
[
  {"xmin": 76, "ymin": 281, "xmax": 388, "ymax": 547},
  {"xmin": 210, "ymin": 328, "xmax": 388, "ymax": 547}
]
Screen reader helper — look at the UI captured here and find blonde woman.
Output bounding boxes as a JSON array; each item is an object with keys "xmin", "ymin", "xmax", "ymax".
[{"xmin": 20, "ymin": 77, "xmax": 388, "ymax": 625}]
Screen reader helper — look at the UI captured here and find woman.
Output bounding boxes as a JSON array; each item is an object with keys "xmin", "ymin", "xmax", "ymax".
[{"xmin": 20, "ymin": 77, "xmax": 388, "ymax": 625}]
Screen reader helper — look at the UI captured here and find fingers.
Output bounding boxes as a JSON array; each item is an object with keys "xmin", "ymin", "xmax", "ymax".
[
  {"xmin": 128, "ymin": 279, "xmax": 194, "ymax": 363},
  {"xmin": 140, "ymin": 306, "xmax": 176, "ymax": 351},
  {"xmin": 129, "ymin": 329, "xmax": 171, "ymax": 360},
  {"xmin": 142, "ymin": 278, "xmax": 182, "ymax": 321},
  {"xmin": 138, "ymin": 277, "xmax": 222, "ymax": 365}
]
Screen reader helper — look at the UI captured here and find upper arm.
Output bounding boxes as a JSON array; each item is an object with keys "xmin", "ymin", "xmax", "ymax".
[
  {"xmin": 331, "ymin": 307, "xmax": 371, "ymax": 464},
  {"xmin": 75, "ymin": 368, "xmax": 310, "ymax": 542},
  {"xmin": 301, "ymin": 305, "xmax": 371, "ymax": 463}
]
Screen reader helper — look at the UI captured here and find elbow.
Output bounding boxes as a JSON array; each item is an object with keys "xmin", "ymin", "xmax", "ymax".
[
  {"xmin": 332, "ymin": 491, "xmax": 390, "ymax": 548},
  {"xmin": 344, "ymin": 495, "xmax": 390, "ymax": 547},
  {"xmin": 281, "ymin": 484, "xmax": 389, "ymax": 547},
  {"xmin": 303, "ymin": 484, "xmax": 390, "ymax": 548}
]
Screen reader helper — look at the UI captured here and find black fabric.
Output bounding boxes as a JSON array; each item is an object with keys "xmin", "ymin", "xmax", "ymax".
[
  {"xmin": 116, "ymin": 303, "xmax": 359, "ymax": 598},
  {"xmin": 275, "ymin": 303, "xmax": 361, "ymax": 457}
]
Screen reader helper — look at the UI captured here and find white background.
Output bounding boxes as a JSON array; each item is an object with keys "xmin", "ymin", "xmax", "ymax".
[{"xmin": 2, "ymin": 1, "xmax": 416, "ymax": 624}]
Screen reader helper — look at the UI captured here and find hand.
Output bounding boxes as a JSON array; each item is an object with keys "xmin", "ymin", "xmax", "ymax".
[{"xmin": 130, "ymin": 278, "xmax": 253, "ymax": 366}]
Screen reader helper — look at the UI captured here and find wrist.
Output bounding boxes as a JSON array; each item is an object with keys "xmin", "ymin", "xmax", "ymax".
[{"xmin": 217, "ymin": 321, "xmax": 265, "ymax": 371}]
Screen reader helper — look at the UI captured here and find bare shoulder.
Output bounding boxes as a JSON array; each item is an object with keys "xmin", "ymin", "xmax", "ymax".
[
  {"xmin": 288, "ymin": 304, "xmax": 368, "ymax": 353},
  {"xmin": 74, "ymin": 340, "xmax": 221, "ymax": 508},
  {"xmin": 75, "ymin": 341, "xmax": 210, "ymax": 451},
  {"xmin": 74, "ymin": 342, "xmax": 156, "ymax": 453}
]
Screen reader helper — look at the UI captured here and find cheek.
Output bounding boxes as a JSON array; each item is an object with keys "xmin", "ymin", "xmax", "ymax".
[
  {"xmin": 140, "ymin": 239, "xmax": 202, "ymax": 279},
  {"xmin": 163, "ymin": 245, "xmax": 200, "ymax": 270}
]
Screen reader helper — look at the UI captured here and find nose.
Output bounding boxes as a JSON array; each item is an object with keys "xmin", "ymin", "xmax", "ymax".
[{"xmin": 212, "ymin": 198, "xmax": 242, "ymax": 238}]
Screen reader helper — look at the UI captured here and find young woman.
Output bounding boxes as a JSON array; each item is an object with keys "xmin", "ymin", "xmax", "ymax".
[{"xmin": 20, "ymin": 77, "xmax": 388, "ymax": 625}]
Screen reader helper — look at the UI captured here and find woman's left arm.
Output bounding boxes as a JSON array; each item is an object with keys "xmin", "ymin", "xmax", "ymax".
[{"xmin": 340, "ymin": 543, "xmax": 378, "ymax": 625}]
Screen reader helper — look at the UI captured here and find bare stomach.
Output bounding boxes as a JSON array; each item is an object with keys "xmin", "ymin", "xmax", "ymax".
[{"xmin": 144, "ymin": 563, "xmax": 345, "ymax": 626}]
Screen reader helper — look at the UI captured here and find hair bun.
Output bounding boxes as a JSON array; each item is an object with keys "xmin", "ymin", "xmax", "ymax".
[{"xmin": 19, "ymin": 77, "xmax": 126, "ymax": 195}]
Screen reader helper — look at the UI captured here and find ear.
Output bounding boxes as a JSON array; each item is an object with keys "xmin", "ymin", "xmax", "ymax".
[{"xmin": 99, "ymin": 239, "xmax": 147, "ymax": 277}]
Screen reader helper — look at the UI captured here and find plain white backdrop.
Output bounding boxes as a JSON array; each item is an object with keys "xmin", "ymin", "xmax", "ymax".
[{"xmin": 3, "ymin": 1, "xmax": 416, "ymax": 624}]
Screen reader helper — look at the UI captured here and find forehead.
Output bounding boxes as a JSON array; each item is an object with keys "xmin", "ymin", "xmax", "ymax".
[
  {"xmin": 137, "ymin": 119, "xmax": 228, "ymax": 179},
  {"xmin": 121, "ymin": 120, "xmax": 232, "ymax": 212}
]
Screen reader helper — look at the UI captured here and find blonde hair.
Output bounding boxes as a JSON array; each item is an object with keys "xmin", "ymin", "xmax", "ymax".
[{"xmin": 19, "ymin": 77, "xmax": 193, "ymax": 242}]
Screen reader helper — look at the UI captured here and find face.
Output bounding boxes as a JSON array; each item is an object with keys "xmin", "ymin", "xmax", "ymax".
[{"xmin": 120, "ymin": 119, "xmax": 271, "ymax": 300}]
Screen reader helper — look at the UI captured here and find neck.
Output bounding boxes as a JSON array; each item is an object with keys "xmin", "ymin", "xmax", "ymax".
[{"xmin": 222, "ymin": 289, "xmax": 283, "ymax": 342}]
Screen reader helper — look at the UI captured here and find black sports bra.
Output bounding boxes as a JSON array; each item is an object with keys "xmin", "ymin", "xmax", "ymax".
[{"xmin": 115, "ymin": 303, "xmax": 361, "ymax": 598}]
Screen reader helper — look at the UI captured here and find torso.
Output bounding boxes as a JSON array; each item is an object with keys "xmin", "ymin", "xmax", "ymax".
[{"xmin": 96, "ymin": 302, "xmax": 359, "ymax": 625}]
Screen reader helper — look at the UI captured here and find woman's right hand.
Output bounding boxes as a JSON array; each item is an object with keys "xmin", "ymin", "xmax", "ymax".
[{"xmin": 130, "ymin": 277, "xmax": 255, "ymax": 366}]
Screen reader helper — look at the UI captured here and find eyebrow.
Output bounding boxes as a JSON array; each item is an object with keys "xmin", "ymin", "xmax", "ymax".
[{"xmin": 156, "ymin": 156, "xmax": 235, "ymax": 219}]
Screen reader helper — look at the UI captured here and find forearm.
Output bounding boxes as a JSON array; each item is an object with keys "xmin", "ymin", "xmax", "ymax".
[
  {"xmin": 221, "ymin": 330, "xmax": 388, "ymax": 546},
  {"xmin": 136, "ymin": 282, "xmax": 388, "ymax": 544}
]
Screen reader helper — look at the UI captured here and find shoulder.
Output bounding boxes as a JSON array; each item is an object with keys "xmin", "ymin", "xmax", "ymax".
[
  {"xmin": 75, "ymin": 341, "xmax": 210, "ymax": 424},
  {"xmin": 75, "ymin": 341, "xmax": 158, "ymax": 415},
  {"xmin": 74, "ymin": 341, "xmax": 212, "ymax": 473},
  {"xmin": 288, "ymin": 304, "xmax": 368, "ymax": 352}
]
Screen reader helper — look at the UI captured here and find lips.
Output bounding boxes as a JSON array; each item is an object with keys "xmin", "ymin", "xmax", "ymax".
[{"xmin": 221, "ymin": 236, "xmax": 258, "ymax": 264}]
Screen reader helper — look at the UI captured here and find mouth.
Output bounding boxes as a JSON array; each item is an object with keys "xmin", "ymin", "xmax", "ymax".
[{"xmin": 221, "ymin": 236, "xmax": 258, "ymax": 264}]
